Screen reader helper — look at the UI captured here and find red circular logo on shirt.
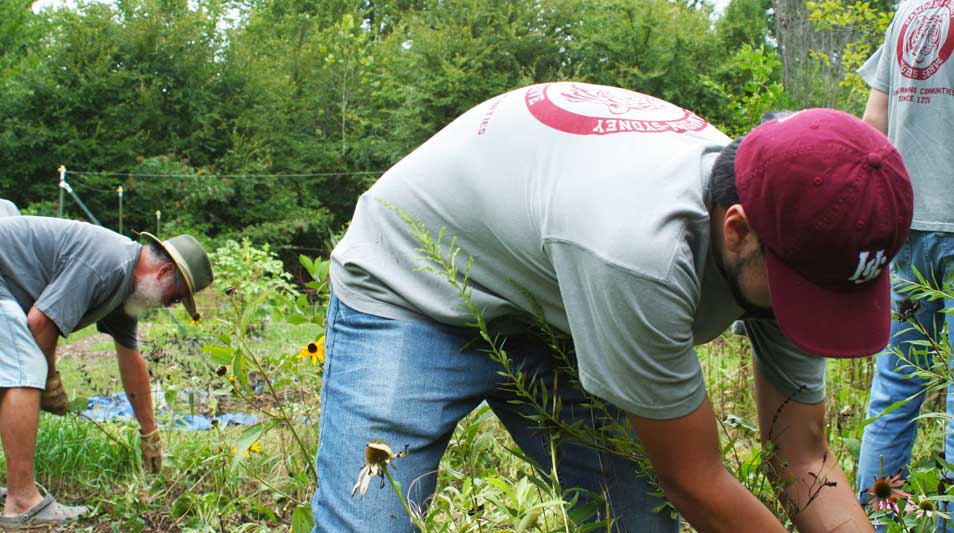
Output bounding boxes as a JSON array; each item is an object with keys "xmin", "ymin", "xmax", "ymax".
[
  {"xmin": 524, "ymin": 82, "xmax": 708, "ymax": 135},
  {"xmin": 896, "ymin": 0, "xmax": 954, "ymax": 80}
]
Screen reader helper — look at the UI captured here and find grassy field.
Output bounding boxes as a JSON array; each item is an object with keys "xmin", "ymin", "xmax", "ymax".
[
  {"xmin": 2, "ymin": 247, "xmax": 949, "ymax": 532},
  {"xmin": 10, "ymin": 303, "xmax": 320, "ymax": 532},
  {"xmin": 8, "ymin": 318, "xmax": 907, "ymax": 532}
]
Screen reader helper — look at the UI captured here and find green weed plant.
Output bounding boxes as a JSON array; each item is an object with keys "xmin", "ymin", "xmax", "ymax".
[{"xmin": 858, "ymin": 269, "xmax": 954, "ymax": 532}]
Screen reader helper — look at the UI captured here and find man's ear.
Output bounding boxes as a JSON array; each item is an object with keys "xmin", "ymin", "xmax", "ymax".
[
  {"xmin": 157, "ymin": 262, "xmax": 177, "ymax": 276},
  {"xmin": 722, "ymin": 204, "xmax": 757, "ymax": 256}
]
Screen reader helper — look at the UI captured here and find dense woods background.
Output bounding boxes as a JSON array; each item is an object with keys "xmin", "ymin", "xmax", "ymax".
[{"xmin": 1, "ymin": 0, "xmax": 894, "ymax": 260}]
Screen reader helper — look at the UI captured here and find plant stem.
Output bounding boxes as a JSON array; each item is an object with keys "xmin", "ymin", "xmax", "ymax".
[
  {"xmin": 80, "ymin": 413, "xmax": 131, "ymax": 453},
  {"xmin": 383, "ymin": 466, "xmax": 427, "ymax": 531}
]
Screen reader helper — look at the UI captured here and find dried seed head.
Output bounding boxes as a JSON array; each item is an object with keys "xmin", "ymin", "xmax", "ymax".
[
  {"xmin": 365, "ymin": 440, "xmax": 395, "ymax": 466},
  {"xmin": 897, "ymin": 298, "xmax": 921, "ymax": 321}
]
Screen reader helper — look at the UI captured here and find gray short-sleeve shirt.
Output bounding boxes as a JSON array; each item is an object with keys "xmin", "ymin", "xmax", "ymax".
[
  {"xmin": 331, "ymin": 82, "xmax": 826, "ymax": 419},
  {"xmin": 0, "ymin": 216, "xmax": 141, "ymax": 348},
  {"xmin": 858, "ymin": 0, "xmax": 954, "ymax": 232}
]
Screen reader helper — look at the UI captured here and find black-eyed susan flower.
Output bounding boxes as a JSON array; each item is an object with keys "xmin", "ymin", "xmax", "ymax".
[
  {"xmin": 298, "ymin": 336, "xmax": 325, "ymax": 365},
  {"xmin": 245, "ymin": 442, "xmax": 262, "ymax": 457},
  {"xmin": 351, "ymin": 439, "xmax": 408, "ymax": 497},
  {"xmin": 232, "ymin": 442, "xmax": 263, "ymax": 458},
  {"xmin": 866, "ymin": 473, "xmax": 912, "ymax": 514}
]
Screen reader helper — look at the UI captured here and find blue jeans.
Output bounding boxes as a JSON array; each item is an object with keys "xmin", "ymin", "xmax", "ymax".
[
  {"xmin": 857, "ymin": 230, "xmax": 954, "ymax": 530},
  {"xmin": 312, "ymin": 294, "xmax": 676, "ymax": 532}
]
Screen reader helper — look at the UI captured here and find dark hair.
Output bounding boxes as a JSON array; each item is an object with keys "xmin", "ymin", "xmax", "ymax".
[
  {"xmin": 710, "ymin": 136, "xmax": 744, "ymax": 209},
  {"xmin": 759, "ymin": 110, "xmax": 795, "ymax": 123},
  {"xmin": 710, "ymin": 111, "xmax": 794, "ymax": 209}
]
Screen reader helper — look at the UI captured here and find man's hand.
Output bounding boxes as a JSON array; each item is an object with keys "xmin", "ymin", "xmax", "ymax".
[
  {"xmin": 140, "ymin": 428, "xmax": 163, "ymax": 473},
  {"xmin": 40, "ymin": 371, "xmax": 69, "ymax": 415}
]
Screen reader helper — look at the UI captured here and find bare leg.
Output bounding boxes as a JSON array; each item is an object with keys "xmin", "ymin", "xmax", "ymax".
[{"xmin": 0, "ymin": 388, "xmax": 44, "ymax": 516}]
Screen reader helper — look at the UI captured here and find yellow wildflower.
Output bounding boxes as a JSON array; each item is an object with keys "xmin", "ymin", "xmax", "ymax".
[
  {"xmin": 233, "ymin": 442, "xmax": 262, "ymax": 458},
  {"xmin": 298, "ymin": 336, "xmax": 326, "ymax": 365}
]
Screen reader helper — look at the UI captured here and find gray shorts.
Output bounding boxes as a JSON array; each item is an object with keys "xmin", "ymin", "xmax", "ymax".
[{"xmin": 0, "ymin": 280, "xmax": 47, "ymax": 389}]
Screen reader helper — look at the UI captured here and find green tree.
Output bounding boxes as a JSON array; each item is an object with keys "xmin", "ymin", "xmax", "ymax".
[
  {"xmin": 0, "ymin": 0, "xmax": 241, "ymax": 222},
  {"xmin": 805, "ymin": 0, "xmax": 892, "ymax": 114},
  {"xmin": 716, "ymin": 0, "xmax": 773, "ymax": 51},
  {"xmin": 369, "ymin": 0, "xmax": 568, "ymax": 158},
  {"xmin": 773, "ymin": 0, "xmax": 891, "ymax": 110},
  {"xmin": 562, "ymin": 0, "xmax": 727, "ymax": 118}
]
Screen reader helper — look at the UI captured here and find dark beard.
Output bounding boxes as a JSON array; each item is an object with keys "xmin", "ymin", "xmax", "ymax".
[{"xmin": 717, "ymin": 251, "xmax": 775, "ymax": 319}]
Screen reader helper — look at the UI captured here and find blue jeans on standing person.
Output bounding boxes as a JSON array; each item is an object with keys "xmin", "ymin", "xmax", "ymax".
[
  {"xmin": 857, "ymin": 230, "xmax": 954, "ymax": 531},
  {"xmin": 311, "ymin": 293, "xmax": 677, "ymax": 533}
]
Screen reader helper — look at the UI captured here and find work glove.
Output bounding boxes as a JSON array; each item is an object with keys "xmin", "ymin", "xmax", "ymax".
[
  {"xmin": 140, "ymin": 428, "xmax": 163, "ymax": 474},
  {"xmin": 40, "ymin": 371, "xmax": 69, "ymax": 415}
]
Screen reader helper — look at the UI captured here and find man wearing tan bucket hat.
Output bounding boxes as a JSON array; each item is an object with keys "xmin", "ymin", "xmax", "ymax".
[{"xmin": 0, "ymin": 216, "xmax": 212, "ymax": 529}]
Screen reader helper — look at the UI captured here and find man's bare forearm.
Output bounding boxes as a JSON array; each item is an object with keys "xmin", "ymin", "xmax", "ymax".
[
  {"xmin": 27, "ymin": 307, "xmax": 60, "ymax": 377},
  {"xmin": 115, "ymin": 343, "xmax": 157, "ymax": 434},
  {"xmin": 773, "ymin": 452, "xmax": 873, "ymax": 533},
  {"xmin": 667, "ymin": 464, "xmax": 788, "ymax": 533},
  {"xmin": 755, "ymin": 369, "xmax": 872, "ymax": 533},
  {"xmin": 627, "ymin": 403, "xmax": 787, "ymax": 533}
]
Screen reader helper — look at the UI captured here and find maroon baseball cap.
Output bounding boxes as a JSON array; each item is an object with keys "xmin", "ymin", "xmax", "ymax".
[{"xmin": 735, "ymin": 109, "xmax": 913, "ymax": 358}]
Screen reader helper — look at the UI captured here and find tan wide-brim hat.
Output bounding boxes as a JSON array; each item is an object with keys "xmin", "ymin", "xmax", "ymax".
[{"xmin": 140, "ymin": 232, "xmax": 213, "ymax": 320}]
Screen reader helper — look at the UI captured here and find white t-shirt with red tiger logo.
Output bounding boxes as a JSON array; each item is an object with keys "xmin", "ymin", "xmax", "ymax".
[
  {"xmin": 331, "ymin": 82, "xmax": 826, "ymax": 420},
  {"xmin": 860, "ymin": 0, "xmax": 954, "ymax": 232}
]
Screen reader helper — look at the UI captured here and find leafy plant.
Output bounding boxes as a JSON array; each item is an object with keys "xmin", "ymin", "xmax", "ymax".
[
  {"xmin": 704, "ymin": 43, "xmax": 792, "ymax": 136},
  {"xmin": 201, "ymin": 252, "xmax": 330, "ymax": 532},
  {"xmin": 209, "ymin": 238, "xmax": 296, "ymax": 323}
]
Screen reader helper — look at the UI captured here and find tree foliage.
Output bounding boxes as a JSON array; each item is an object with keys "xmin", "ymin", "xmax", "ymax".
[{"xmin": 0, "ymin": 0, "xmax": 889, "ymax": 260}]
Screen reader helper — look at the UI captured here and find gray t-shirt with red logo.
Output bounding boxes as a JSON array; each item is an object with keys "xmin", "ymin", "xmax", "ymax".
[
  {"xmin": 859, "ymin": 0, "xmax": 954, "ymax": 232},
  {"xmin": 331, "ymin": 82, "xmax": 825, "ymax": 420}
]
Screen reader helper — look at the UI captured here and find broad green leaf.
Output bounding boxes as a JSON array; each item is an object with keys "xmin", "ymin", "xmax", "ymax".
[
  {"xmin": 202, "ymin": 344, "xmax": 234, "ymax": 365},
  {"xmin": 292, "ymin": 506, "xmax": 315, "ymax": 533},
  {"xmin": 231, "ymin": 349, "xmax": 248, "ymax": 391},
  {"xmin": 299, "ymin": 254, "xmax": 315, "ymax": 274}
]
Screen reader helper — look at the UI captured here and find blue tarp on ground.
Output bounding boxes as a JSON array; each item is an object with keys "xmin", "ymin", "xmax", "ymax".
[{"xmin": 83, "ymin": 393, "xmax": 258, "ymax": 430}]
